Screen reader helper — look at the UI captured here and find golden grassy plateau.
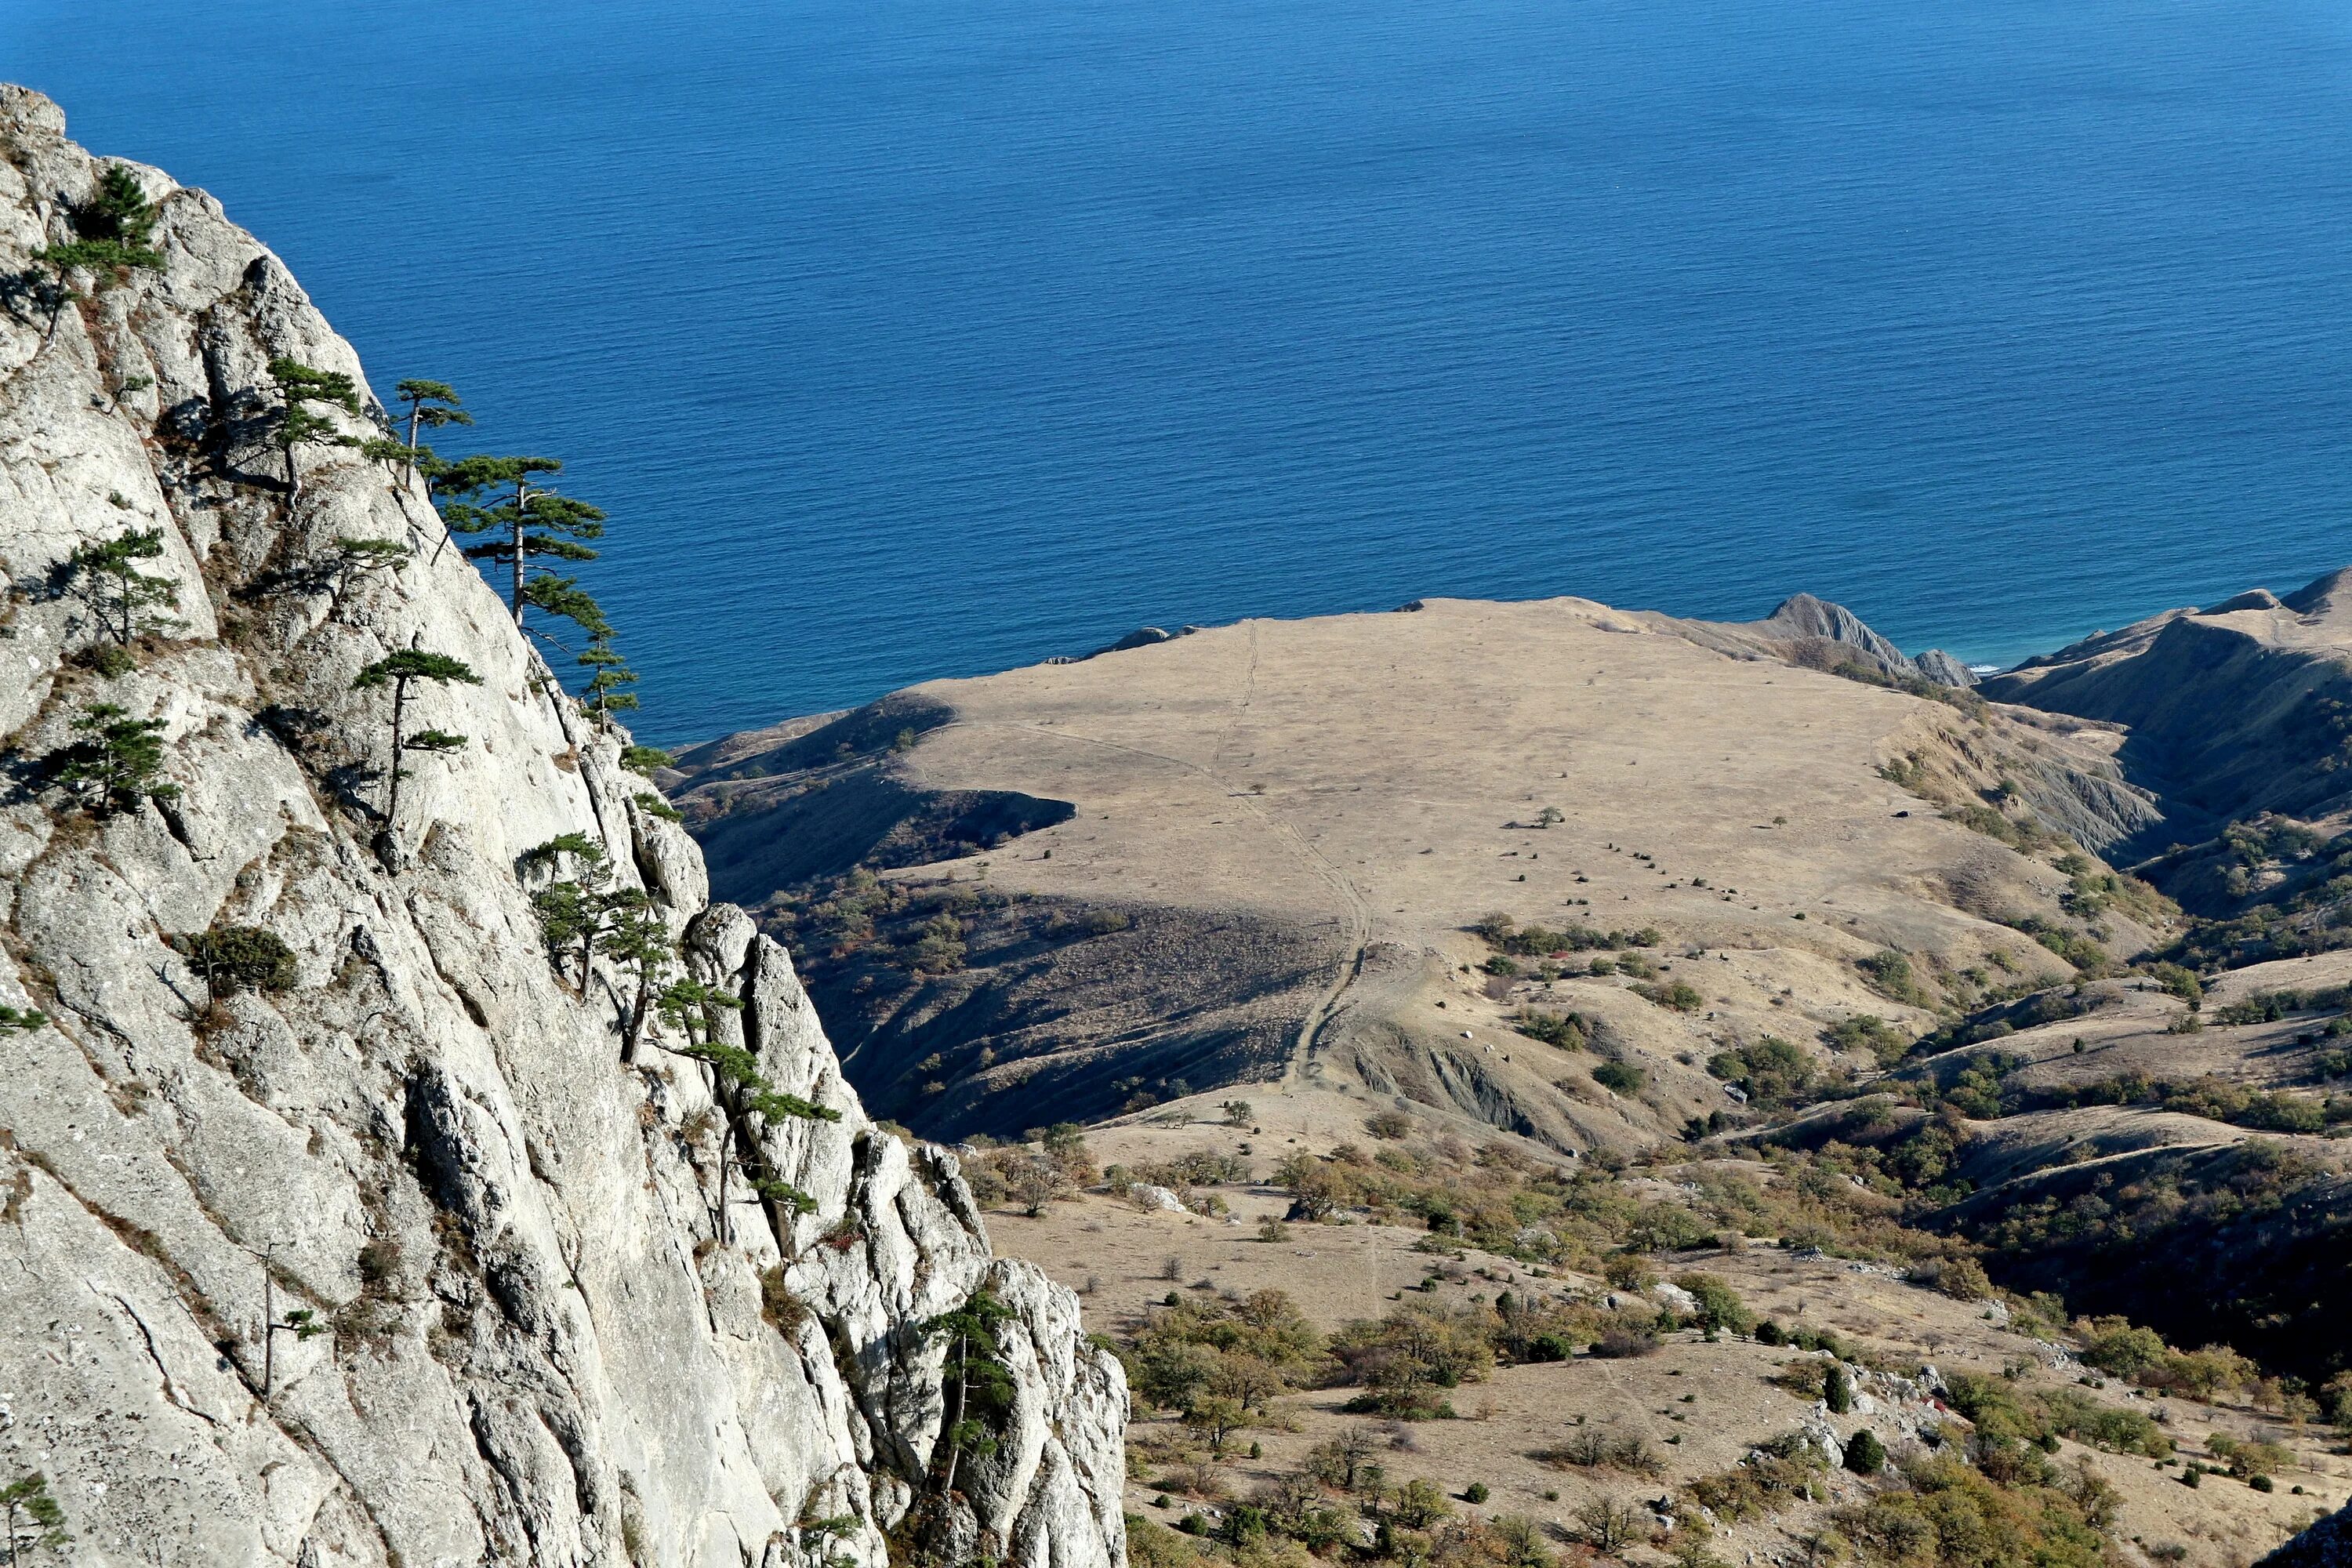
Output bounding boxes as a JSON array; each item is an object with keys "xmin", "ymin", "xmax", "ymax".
[{"xmin": 676, "ymin": 581, "xmax": 2352, "ymax": 1568}]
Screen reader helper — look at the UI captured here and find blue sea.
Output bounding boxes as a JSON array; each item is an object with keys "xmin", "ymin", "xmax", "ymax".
[{"xmin": 9, "ymin": 0, "xmax": 2352, "ymax": 743}]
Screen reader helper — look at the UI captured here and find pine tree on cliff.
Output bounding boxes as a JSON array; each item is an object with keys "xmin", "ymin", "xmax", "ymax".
[
  {"xmin": 65, "ymin": 528, "xmax": 179, "ymax": 646},
  {"xmin": 389, "ymin": 379, "xmax": 470, "ymax": 487},
  {"xmin": 597, "ymin": 891, "xmax": 672, "ymax": 1065},
  {"xmin": 321, "ymin": 537, "xmax": 412, "ymax": 598},
  {"xmin": 655, "ymin": 982, "xmax": 840, "ymax": 1243},
  {"xmin": 266, "ymin": 358, "xmax": 361, "ymax": 509},
  {"xmin": 925, "ymin": 1290, "xmax": 1016, "ymax": 1494},
  {"xmin": 518, "ymin": 573, "xmax": 609, "ymax": 650},
  {"xmin": 434, "ymin": 455, "xmax": 604, "ymax": 626},
  {"xmin": 53, "ymin": 703, "xmax": 180, "ymax": 815},
  {"xmin": 352, "ymin": 648, "xmax": 481, "ymax": 829},
  {"xmin": 29, "ymin": 166, "xmax": 166, "ymax": 342},
  {"xmin": 578, "ymin": 633, "xmax": 639, "ymax": 725},
  {"xmin": 522, "ymin": 833, "xmax": 615, "ymax": 985},
  {"xmin": 0, "ymin": 1471, "xmax": 70, "ymax": 1562}
]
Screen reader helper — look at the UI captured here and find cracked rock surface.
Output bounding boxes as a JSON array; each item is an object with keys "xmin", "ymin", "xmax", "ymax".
[{"xmin": 0, "ymin": 85, "xmax": 1126, "ymax": 1568}]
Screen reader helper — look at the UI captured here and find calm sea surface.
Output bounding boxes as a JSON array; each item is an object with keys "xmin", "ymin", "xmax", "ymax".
[{"xmin": 9, "ymin": 0, "xmax": 2352, "ymax": 742}]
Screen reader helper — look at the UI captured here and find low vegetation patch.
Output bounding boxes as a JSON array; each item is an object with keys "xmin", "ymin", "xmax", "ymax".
[
  {"xmin": 1511, "ymin": 1008, "xmax": 1591, "ymax": 1050},
  {"xmin": 1708, "ymin": 1036, "xmax": 1820, "ymax": 1111},
  {"xmin": 1474, "ymin": 913, "xmax": 1661, "ymax": 956},
  {"xmin": 2009, "ymin": 1071, "xmax": 2350, "ymax": 1131}
]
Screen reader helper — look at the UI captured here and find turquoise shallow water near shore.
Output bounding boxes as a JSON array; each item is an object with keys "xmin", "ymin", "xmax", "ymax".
[{"xmin": 9, "ymin": 0, "xmax": 2352, "ymax": 742}]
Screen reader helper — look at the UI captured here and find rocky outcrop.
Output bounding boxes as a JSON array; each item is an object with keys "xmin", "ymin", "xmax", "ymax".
[
  {"xmin": 1911, "ymin": 648, "xmax": 1975, "ymax": 688},
  {"xmin": 1760, "ymin": 592, "xmax": 1915, "ymax": 670},
  {"xmin": 2264, "ymin": 1504, "xmax": 2352, "ymax": 1568},
  {"xmin": 0, "ymin": 86, "xmax": 1124, "ymax": 1568},
  {"xmin": 1086, "ymin": 626, "xmax": 1173, "ymax": 659},
  {"xmin": 1658, "ymin": 591, "xmax": 1973, "ymax": 687}
]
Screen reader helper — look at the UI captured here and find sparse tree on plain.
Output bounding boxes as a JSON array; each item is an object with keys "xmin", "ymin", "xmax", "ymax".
[{"xmin": 1574, "ymin": 1496, "xmax": 1642, "ymax": 1554}]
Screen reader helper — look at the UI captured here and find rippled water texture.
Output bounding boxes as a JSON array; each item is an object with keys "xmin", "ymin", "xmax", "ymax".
[{"xmin": 10, "ymin": 0, "xmax": 2352, "ymax": 740}]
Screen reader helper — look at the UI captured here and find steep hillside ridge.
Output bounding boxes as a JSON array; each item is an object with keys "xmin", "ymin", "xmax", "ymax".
[
  {"xmin": 673, "ymin": 695, "xmax": 1077, "ymax": 906},
  {"xmin": 0, "ymin": 88, "xmax": 1123, "ymax": 1568},
  {"xmin": 1981, "ymin": 568, "xmax": 2352, "ymax": 856},
  {"xmin": 677, "ymin": 594, "xmax": 2169, "ymax": 1145}
]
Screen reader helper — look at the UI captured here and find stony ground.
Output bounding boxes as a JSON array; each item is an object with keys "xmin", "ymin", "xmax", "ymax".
[{"xmin": 984, "ymin": 1091, "xmax": 2348, "ymax": 1568}]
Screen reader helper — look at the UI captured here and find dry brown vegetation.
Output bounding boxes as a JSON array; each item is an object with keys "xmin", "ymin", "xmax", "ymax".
[{"xmin": 957, "ymin": 1110, "xmax": 2347, "ymax": 1568}]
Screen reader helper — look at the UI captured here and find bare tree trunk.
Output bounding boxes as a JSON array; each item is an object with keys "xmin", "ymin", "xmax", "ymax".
[
  {"xmin": 943, "ymin": 1332, "xmax": 967, "ymax": 1494},
  {"xmin": 717, "ymin": 1119, "xmax": 733, "ymax": 1246},
  {"xmin": 385, "ymin": 675, "xmax": 408, "ymax": 826},
  {"xmin": 261, "ymin": 1246, "xmax": 276, "ymax": 1399},
  {"xmin": 510, "ymin": 481, "xmax": 532, "ymax": 622},
  {"xmin": 621, "ymin": 969, "xmax": 648, "ymax": 1064}
]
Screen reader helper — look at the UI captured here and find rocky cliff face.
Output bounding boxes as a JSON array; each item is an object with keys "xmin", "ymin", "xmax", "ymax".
[
  {"xmin": 2266, "ymin": 1504, "xmax": 2352, "ymax": 1568},
  {"xmin": 0, "ymin": 87, "xmax": 1125, "ymax": 1568}
]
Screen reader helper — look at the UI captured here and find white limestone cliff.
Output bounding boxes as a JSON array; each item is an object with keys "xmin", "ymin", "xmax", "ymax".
[{"xmin": 0, "ymin": 85, "xmax": 1126, "ymax": 1568}]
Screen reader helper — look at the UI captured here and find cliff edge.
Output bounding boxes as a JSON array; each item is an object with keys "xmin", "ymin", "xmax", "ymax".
[{"xmin": 0, "ymin": 86, "xmax": 1125, "ymax": 1568}]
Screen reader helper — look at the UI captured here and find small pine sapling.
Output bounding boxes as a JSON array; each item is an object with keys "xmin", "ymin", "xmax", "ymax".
[
  {"xmin": 0, "ymin": 1007, "xmax": 47, "ymax": 1034},
  {"xmin": 266, "ymin": 358, "xmax": 362, "ymax": 509},
  {"xmin": 620, "ymin": 744, "xmax": 673, "ymax": 775},
  {"xmin": 0, "ymin": 1471, "xmax": 69, "ymax": 1562},
  {"xmin": 66, "ymin": 528, "xmax": 180, "ymax": 647},
  {"xmin": 256, "ymin": 1244, "xmax": 325, "ymax": 1398},
  {"xmin": 53, "ymin": 703, "xmax": 179, "ymax": 814},
  {"xmin": 79, "ymin": 165, "xmax": 161, "ymax": 248},
  {"xmin": 578, "ymin": 632, "xmax": 639, "ymax": 724},
  {"xmin": 351, "ymin": 648, "xmax": 481, "ymax": 829}
]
